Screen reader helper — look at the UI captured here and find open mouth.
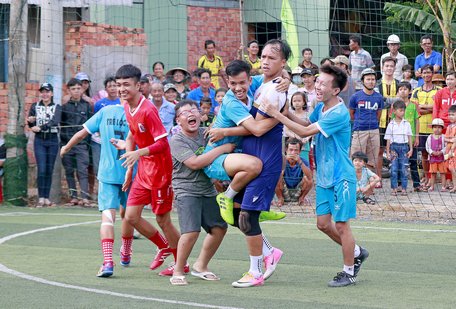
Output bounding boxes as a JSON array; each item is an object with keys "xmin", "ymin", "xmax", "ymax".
[{"xmin": 188, "ymin": 118, "xmax": 197, "ymax": 125}]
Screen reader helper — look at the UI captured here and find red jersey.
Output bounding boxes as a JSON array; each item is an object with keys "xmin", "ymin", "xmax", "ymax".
[
  {"xmin": 125, "ymin": 96, "xmax": 172, "ymax": 189},
  {"xmin": 433, "ymin": 87, "xmax": 456, "ymax": 128}
]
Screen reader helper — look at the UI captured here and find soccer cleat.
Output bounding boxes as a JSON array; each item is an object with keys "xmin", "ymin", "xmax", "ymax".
[
  {"xmin": 354, "ymin": 247, "xmax": 369, "ymax": 276},
  {"xmin": 158, "ymin": 263, "xmax": 190, "ymax": 276},
  {"xmin": 150, "ymin": 247, "xmax": 173, "ymax": 270},
  {"xmin": 259, "ymin": 210, "xmax": 286, "ymax": 222},
  {"xmin": 120, "ymin": 249, "xmax": 131, "ymax": 267},
  {"xmin": 232, "ymin": 272, "xmax": 264, "ymax": 288},
  {"xmin": 216, "ymin": 193, "xmax": 234, "ymax": 225},
  {"xmin": 97, "ymin": 261, "xmax": 114, "ymax": 278},
  {"xmin": 263, "ymin": 248, "xmax": 283, "ymax": 280},
  {"xmin": 328, "ymin": 271, "xmax": 356, "ymax": 287}
]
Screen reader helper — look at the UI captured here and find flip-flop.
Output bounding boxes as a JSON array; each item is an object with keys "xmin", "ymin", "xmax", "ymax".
[
  {"xmin": 191, "ymin": 270, "xmax": 220, "ymax": 281},
  {"xmin": 170, "ymin": 275, "xmax": 188, "ymax": 286}
]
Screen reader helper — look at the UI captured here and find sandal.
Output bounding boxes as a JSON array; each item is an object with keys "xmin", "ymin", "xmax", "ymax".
[
  {"xmin": 391, "ymin": 190, "xmax": 397, "ymax": 196},
  {"xmin": 170, "ymin": 275, "xmax": 188, "ymax": 286},
  {"xmin": 70, "ymin": 198, "xmax": 79, "ymax": 205},
  {"xmin": 414, "ymin": 186, "xmax": 428, "ymax": 192},
  {"xmin": 362, "ymin": 196, "xmax": 376, "ymax": 205},
  {"xmin": 440, "ymin": 187, "xmax": 447, "ymax": 192},
  {"xmin": 401, "ymin": 191, "xmax": 408, "ymax": 196}
]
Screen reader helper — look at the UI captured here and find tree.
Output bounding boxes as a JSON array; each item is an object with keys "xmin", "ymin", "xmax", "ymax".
[{"xmin": 384, "ymin": 0, "xmax": 455, "ymax": 71}]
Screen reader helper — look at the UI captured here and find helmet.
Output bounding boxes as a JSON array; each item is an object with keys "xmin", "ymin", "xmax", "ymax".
[
  {"xmin": 361, "ymin": 68, "xmax": 376, "ymax": 80},
  {"xmin": 291, "ymin": 66, "xmax": 303, "ymax": 75},
  {"xmin": 431, "ymin": 118, "xmax": 444, "ymax": 127},
  {"xmin": 387, "ymin": 34, "xmax": 401, "ymax": 44},
  {"xmin": 75, "ymin": 72, "xmax": 91, "ymax": 82}
]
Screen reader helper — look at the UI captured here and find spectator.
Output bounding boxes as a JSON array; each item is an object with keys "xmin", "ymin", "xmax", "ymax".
[
  {"xmin": 284, "ymin": 92, "xmax": 311, "ymax": 161},
  {"xmin": 350, "ymin": 68, "xmax": 384, "ymax": 179},
  {"xmin": 320, "ymin": 57, "xmax": 334, "ymax": 67},
  {"xmin": 299, "ymin": 48, "xmax": 319, "ymax": 71},
  {"xmin": 301, "ymin": 68, "xmax": 317, "ymax": 109},
  {"xmin": 352, "ymin": 151, "xmax": 380, "ymax": 205},
  {"xmin": 197, "ymin": 39, "xmax": 226, "ymax": 89},
  {"xmin": 61, "ymin": 78, "xmax": 92, "ymax": 206},
  {"xmin": 432, "ymin": 74, "xmax": 446, "ymax": 88},
  {"xmin": 152, "ymin": 61, "xmax": 167, "ymax": 83},
  {"xmin": 62, "ymin": 72, "xmax": 96, "ymax": 105},
  {"xmin": 411, "ymin": 64, "xmax": 441, "ymax": 186},
  {"xmin": 163, "ymin": 83, "xmax": 179, "ymax": 104},
  {"xmin": 187, "ymin": 68, "xmax": 217, "ymax": 113},
  {"xmin": 385, "ymin": 100, "xmax": 413, "ymax": 195},
  {"xmin": 150, "ymin": 82, "xmax": 176, "ymax": 138},
  {"xmin": 274, "ymin": 138, "xmax": 313, "ymax": 207},
  {"xmin": 189, "ymin": 68, "xmax": 202, "ymax": 90},
  {"xmin": 380, "ymin": 34, "xmax": 408, "ymax": 80},
  {"xmin": 348, "ymin": 35, "xmax": 375, "ymax": 89},
  {"xmin": 433, "ymin": 71, "xmax": 456, "ymax": 129},
  {"xmin": 139, "ymin": 75, "xmax": 152, "ymax": 99},
  {"xmin": 199, "ymin": 97, "xmax": 214, "ymax": 127},
  {"xmin": 425, "ymin": 118, "xmax": 447, "ymax": 191},
  {"xmin": 237, "ymin": 40, "xmax": 261, "ymax": 75},
  {"xmin": 415, "ymin": 35, "xmax": 442, "ymax": 87},
  {"xmin": 27, "ymin": 83, "xmax": 62, "ymax": 207},
  {"xmin": 287, "ymin": 66, "xmax": 303, "ymax": 100},
  {"xmin": 213, "ymin": 88, "xmax": 227, "ymax": 116},
  {"xmin": 166, "ymin": 67, "xmax": 190, "ymax": 100},
  {"xmin": 333, "ymin": 55, "xmax": 356, "ymax": 107},
  {"xmin": 401, "ymin": 64, "xmax": 418, "ymax": 90},
  {"xmin": 445, "ymin": 105, "xmax": 456, "ymax": 193},
  {"xmin": 0, "ymin": 136, "xmax": 5, "ymax": 204}
]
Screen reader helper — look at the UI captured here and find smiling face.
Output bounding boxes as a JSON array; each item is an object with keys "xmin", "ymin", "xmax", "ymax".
[
  {"xmin": 40, "ymin": 89, "xmax": 53, "ymax": 103},
  {"xmin": 352, "ymin": 158, "xmax": 365, "ymax": 170},
  {"xmin": 106, "ymin": 81, "xmax": 118, "ymax": 99},
  {"xmin": 446, "ymin": 74, "xmax": 456, "ymax": 90},
  {"xmin": 383, "ymin": 60, "xmax": 396, "ymax": 77},
  {"xmin": 422, "ymin": 68, "xmax": 433, "ymax": 84},
  {"xmin": 206, "ymin": 43, "xmax": 216, "ymax": 57},
  {"xmin": 303, "ymin": 50, "xmax": 312, "ymax": 62},
  {"xmin": 421, "ymin": 38, "xmax": 433, "ymax": 54},
  {"xmin": 164, "ymin": 89, "xmax": 178, "ymax": 102},
  {"xmin": 247, "ymin": 42, "xmax": 259, "ymax": 56},
  {"xmin": 116, "ymin": 77, "xmax": 140, "ymax": 103},
  {"xmin": 261, "ymin": 44, "xmax": 286, "ymax": 79},
  {"xmin": 176, "ymin": 104, "xmax": 201, "ymax": 134},
  {"xmin": 153, "ymin": 63, "xmax": 164, "ymax": 78},
  {"xmin": 227, "ymin": 71, "xmax": 251, "ymax": 103},
  {"xmin": 315, "ymin": 72, "xmax": 339, "ymax": 103},
  {"xmin": 199, "ymin": 72, "xmax": 212, "ymax": 89},
  {"xmin": 449, "ymin": 111, "xmax": 456, "ymax": 124}
]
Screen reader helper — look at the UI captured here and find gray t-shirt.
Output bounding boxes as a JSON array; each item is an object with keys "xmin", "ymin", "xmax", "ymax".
[{"xmin": 170, "ymin": 127, "xmax": 217, "ymax": 197}]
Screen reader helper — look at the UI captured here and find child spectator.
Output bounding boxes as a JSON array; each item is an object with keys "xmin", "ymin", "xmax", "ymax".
[
  {"xmin": 284, "ymin": 92, "xmax": 311, "ymax": 162},
  {"xmin": 352, "ymin": 151, "xmax": 381, "ymax": 205},
  {"xmin": 213, "ymin": 88, "xmax": 227, "ymax": 116},
  {"xmin": 385, "ymin": 100, "xmax": 413, "ymax": 195},
  {"xmin": 445, "ymin": 105, "xmax": 456, "ymax": 193},
  {"xmin": 199, "ymin": 96, "xmax": 214, "ymax": 127},
  {"xmin": 426, "ymin": 118, "xmax": 447, "ymax": 191},
  {"xmin": 401, "ymin": 64, "xmax": 418, "ymax": 90},
  {"xmin": 163, "ymin": 83, "xmax": 179, "ymax": 104}
]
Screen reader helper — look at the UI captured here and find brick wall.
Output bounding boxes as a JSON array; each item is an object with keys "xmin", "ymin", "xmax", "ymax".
[{"xmin": 187, "ymin": 6, "xmax": 241, "ymax": 74}]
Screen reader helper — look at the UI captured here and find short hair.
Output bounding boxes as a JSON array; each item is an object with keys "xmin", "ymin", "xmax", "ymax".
[
  {"xmin": 286, "ymin": 138, "xmax": 303, "ymax": 151},
  {"xmin": 349, "ymin": 35, "xmax": 361, "ymax": 45},
  {"xmin": 301, "ymin": 48, "xmax": 313, "ymax": 55},
  {"xmin": 198, "ymin": 68, "xmax": 212, "ymax": 78},
  {"xmin": 393, "ymin": 99, "xmax": 406, "ymax": 110},
  {"xmin": 103, "ymin": 76, "xmax": 116, "ymax": 88},
  {"xmin": 200, "ymin": 96, "xmax": 212, "ymax": 106},
  {"xmin": 397, "ymin": 81, "xmax": 412, "ymax": 92},
  {"xmin": 226, "ymin": 59, "xmax": 251, "ymax": 77},
  {"xmin": 421, "ymin": 64, "xmax": 433, "ymax": 73},
  {"xmin": 445, "ymin": 70, "xmax": 456, "ymax": 78},
  {"xmin": 448, "ymin": 105, "xmax": 456, "ymax": 113},
  {"xmin": 67, "ymin": 78, "xmax": 82, "ymax": 88},
  {"xmin": 320, "ymin": 57, "xmax": 334, "ymax": 66},
  {"xmin": 115, "ymin": 64, "xmax": 141, "ymax": 82},
  {"xmin": 402, "ymin": 64, "xmax": 413, "ymax": 72},
  {"xmin": 420, "ymin": 34, "xmax": 433, "ymax": 43},
  {"xmin": 382, "ymin": 56, "xmax": 397, "ymax": 66},
  {"xmin": 264, "ymin": 39, "xmax": 291, "ymax": 61},
  {"xmin": 152, "ymin": 61, "xmax": 164, "ymax": 71},
  {"xmin": 247, "ymin": 40, "xmax": 258, "ymax": 47},
  {"xmin": 290, "ymin": 91, "xmax": 307, "ymax": 110},
  {"xmin": 352, "ymin": 151, "xmax": 368, "ymax": 163},
  {"xmin": 204, "ymin": 39, "xmax": 215, "ymax": 49},
  {"xmin": 319, "ymin": 65, "xmax": 348, "ymax": 92},
  {"xmin": 150, "ymin": 81, "xmax": 164, "ymax": 90},
  {"xmin": 175, "ymin": 99, "xmax": 198, "ymax": 113},
  {"xmin": 215, "ymin": 87, "xmax": 227, "ymax": 95}
]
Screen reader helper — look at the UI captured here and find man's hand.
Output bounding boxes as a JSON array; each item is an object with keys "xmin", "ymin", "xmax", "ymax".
[
  {"xmin": 275, "ymin": 77, "xmax": 291, "ymax": 93},
  {"xmin": 413, "ymin": 136, "xmax": 419, "ymax": 147},
  {"xmin": 201, "ymin": 114, "xmax": 209, "ymax": 122},
  {"xmin": 27, "ymin": 116, "xmax": 36, "ymax": 123},
  {"xmin": 207, "ymin": 128, "xmax": 226, "ymax": 143},
  {"xmin": 120, "ymin": 150, "xmax": 141, "ymax": 168},
  {"xmin": 30, "ymin": 126, "xmax": 41, "ymax": 133},
  {"xmin": 407, "ymin": 150, "xmax": 413, "ymax": 158},
  {"xmin": 122, "ymin": 168, "xmax": 133, "ymax": 192},
  {"xmin": 110, "ymin": 138, "xmax": 126, "ymax": 150},
  {"xmin": 262, "ymin": 97, "xmax": 281, "ymax": 118}
]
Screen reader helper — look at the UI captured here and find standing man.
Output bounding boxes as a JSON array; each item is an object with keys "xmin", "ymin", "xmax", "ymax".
[
  {"xmin": 198, "ymin": 39, "xmax": 227, "ymax": 89},
  {"xmin": 299, "ymin": 48, "xmax": 319, "ymax": 71},
  {"xmin": 139, "ymin": 75, "xmax": 152, "ymax": 99},
  {"xmin": 415, "ymin": 35, "xmax": 443, "ymax": 87},
  {"xmin": 348, "ymin": 35, "xmax": 375, "ymax": 90},
  {"xmin": 150, "ymin": 82, "xmax": 176, "ymax": 138},
  {"xmin": 380, "ymin": 34, "xmax": 408, "ymax": 80},
  {"xmin": 333, "ymin": 55, "xmax": 356, "ymax": 108},
  {"xmin": 264, "ymin": 65, "xmax": 369, "ymax": 287},
  {"xmin": 187, "ymin": 69, "xmax": 218, "ymax": 113}
]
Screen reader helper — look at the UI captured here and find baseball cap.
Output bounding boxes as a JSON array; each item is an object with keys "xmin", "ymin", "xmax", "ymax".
[
  {"xmin": 164, "ymin": 83, "xmax": 177, "ymax": 92},
  {"xmin": 291, "ymin": 66, "xmax": 303, "ymax": 75},
  {"xmin": 140, "ymin": 75, "xmax": 150, "ymax": 83},
  {"xmin": 75, "ymin": 72, "xmax": 91, "ymax": 82},
  {"xmin": 300, "ymin": 68, "xmax": 315, "ymax": 76},
  {"xmin": 334, "ymin": 55, "xmax": 349, "ymax": 66},
  {"xmin": 39, "ymin": 83, "xmax": 53, "ymax": 92},
  {"xmin": 431, "ymin": 118, "xmax": 444, "ymax": 127}
]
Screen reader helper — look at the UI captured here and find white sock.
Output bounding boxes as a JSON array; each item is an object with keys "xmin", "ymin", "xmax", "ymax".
[
  {"xmin": 354, "ymin": 244, "xmax": 361, "ymax": 257},
  {"xmin": 249, "ymin": 255, "xmax": 263, "ymax": 277},
  {"xmin": 262, "ymin": 234, "xmax": 274, "ymax": 257},
  {"xmin": 344, "ymin": 265, "xmax": 354, "ymax": 276},
  {"xmin": 224, "ymin": 185, "xmax": 238, "ymax": 199}
]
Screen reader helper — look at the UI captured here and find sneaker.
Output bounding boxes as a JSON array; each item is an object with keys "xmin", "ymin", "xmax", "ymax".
[
  {"xmin": 327, "ymin": 271, "xmax": 356, "ymax": 287},
  {"xmin": 97, "ymin": 261, "xmax": 114, "ymax": 278},
  {"xmin": 150, "ymin": 247, "xmax": 173, "ymax": 270},
  {"xmin": 158, "ymin": 262, "xmax": 190, "ymax": 276},
  {"xmin": 120, "ymin": 249, "xmax": 131, "ymax": 267},
  {"xmin": 232, "ymin": 272, "xmax": 264, "ymax": 288},
  {"xmin": 263, "ymin": 248, "xmax": 283, "ymax": 280},
  {"xmin": 216, "ymin": 193, "xmax": 234, "ymax": 225},
  {"xmin": 354, "ymin": 247, "xmax": 369, "ymax": 276},
  {"xmin": 259, "ymin": 210, "xmax": 286, "ymax": 222}
]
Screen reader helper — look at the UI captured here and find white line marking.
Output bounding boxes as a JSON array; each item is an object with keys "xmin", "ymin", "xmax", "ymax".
[{"xmin": 0, "ymin": 221, "xmax": 243, "ymax": 309}]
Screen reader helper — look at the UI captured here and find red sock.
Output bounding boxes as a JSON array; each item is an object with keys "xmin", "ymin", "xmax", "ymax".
[
  {"xmin": 101, "ymin": 238, "xmax": 114, "ymax": 263},
  {"xmin": 121, "ymin": 236, "xmax": 133, "ymax": 255},
  {"xmin": 148, "ymin": 231, "xmax": 168, "ymax": 249}
]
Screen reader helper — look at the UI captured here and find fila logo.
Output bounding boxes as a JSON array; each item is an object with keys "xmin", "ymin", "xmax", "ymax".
[
  {"xmin": 138, "ymin": 123, "xmax": 146, "ymax": 133},
  {"xmin": 442, "ymin": 98, "xmax": 456, "ymax": 106},
  {"xmin": 358, "ymin": 100, "xmax": 379, "ymax": 110}
]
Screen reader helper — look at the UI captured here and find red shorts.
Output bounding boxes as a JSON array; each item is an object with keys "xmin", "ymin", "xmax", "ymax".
[{"xmin": 127, "ymin": 180, "xmax": 173, "ymax": 215}]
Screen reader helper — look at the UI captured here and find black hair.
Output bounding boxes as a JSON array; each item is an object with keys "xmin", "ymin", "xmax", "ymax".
[
  {"xmin": 285, "ymin": 138, "xmax": 303, "ymax": 151},
  {"xmin": 247, "ymin": 40, "xmax": 258, "ymax": 47},
  {"xmin": 448, "ymin": 105, "xmax": 456, "ymax": 113},
  {"xmin": 264, "ymin": 39, "xmax": 291, "ymax": 61},
  {"xmin": 382, "ymin": 56, "xmax": 397, "ymax": 66},
  {"xmin": 445, "ymin": 71, "xmax": 456, "ymax": 78},
  {"xmin": 226, "ymin": 59, "xmax": 251, "ymax": 77},
  {"xmin": 402, "ymin": 64, "xmax": 413, "ymax": 72},
  {"xmin": 103, "ymin": 76, "xmax": 116, "ymax": 88},
  {"xmin": 115, "ymin": 64, "xmax": 142, "ymax": 82},
  {"xmin": 197, "ymin": 68, "xmax": 212, "ymax": 78},
  {"xmin": 319, "ymin": 65, "xmax": 348, "ymax": 92},
  {"xmin": 349, "ymin": 35, "xmax": 361, "ymax": 45},
  {"xmin": 393, "ymin": 99, "xmax": 406, "ymax": 110},
  {"xmin": 67, "ymin": 78, "xmax": 82, "ymax": 88},
  {"xmin": 420, "ymin": 34, "xmax": 433, "ymax": 44},
  {"xmin": 152, "ymin": 61, "xmax": 164, "ymax": 71},
  {"xmin": 290, "ymin": 91, "xmax": 307, "ymax": 110},
  {"xmin": 175, "ymin": 99, "xmax": 198, "ymax": 113},
  {"xmin": 421, "ymin": 64, "xmax": 433, "ymax": 73},
  {"xmin": 215, "ymin": 87, "xmax": 227, "ymax": 95},
  {"xmin": 320, "ymin": 57, "xmax": 334, "ymax": 66},
  {"xmin": 397, "ymin": 81, "xmax": 412, "ymax": 92},
  {"xmin": 205, "ymin": 39, "xmax": 216, "ymax": 49},
  {"xmin": 200, "ymin": 96, "xmax": 212, "ymax": 106},
  {"xmin": 301, "ymin": 48, "xmax": 313, "ymax": 55},
  {"xmin": 352, "ymin": 151, "xmax": 368, "ymax": 163}
]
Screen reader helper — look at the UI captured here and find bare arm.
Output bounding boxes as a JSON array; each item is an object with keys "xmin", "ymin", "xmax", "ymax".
[
  {"xmin": 183, "ymin": 143, "xmax": 235, "ymax": 170},
  {"xmin": 60, "ymin": 128, "xmax": 89, "ymax": 157},
  {"xmin": 349, "ymin": 109, "xmax": 355, "ymax": 121},
  {"xmin": 207, "ymin": 117, "xmax": 277, "ymax": 143}
]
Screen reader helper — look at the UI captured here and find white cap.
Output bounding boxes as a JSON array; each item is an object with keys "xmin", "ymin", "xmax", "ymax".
[
  {"xmin": 387, "ymin": 34, "xmax": 400, "ymax": 44},
  {"xmin": 431, "ymin": 118, "xmax": 444, "ymax": 127},
  {"xmin": 291, "ymin": 66, "xmax": 303, "ymax": 75}
]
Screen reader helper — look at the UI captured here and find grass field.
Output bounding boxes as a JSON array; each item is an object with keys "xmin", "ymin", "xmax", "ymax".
[{"xmin": 0, "ymin": 205, "xmax": 455, "ymax": 309}]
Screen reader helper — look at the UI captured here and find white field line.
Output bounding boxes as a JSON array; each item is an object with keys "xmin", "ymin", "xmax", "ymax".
[{"xmin": 0, "ymin": 221, "xmax": 243, "ymax": 309}]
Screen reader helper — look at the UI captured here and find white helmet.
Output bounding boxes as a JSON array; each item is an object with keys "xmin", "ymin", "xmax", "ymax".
[
  {"xmin": 387, "ymin": 34, "xmax": 400, "ymax": 44},
  {"xmin": 431, "ymin": 118, "xmax": 444, "ymax": 127},
  {"xmin": 291, "ymin": 66, "xmax": 303, "ymax": 75}
]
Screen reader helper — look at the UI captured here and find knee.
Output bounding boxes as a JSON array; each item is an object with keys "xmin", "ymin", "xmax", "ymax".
[
  {"xmin": 247, "ymin": 158, "xmax": 262, "ymax": 176},
  {"xmin": 317, "ymin": 221, "xmax": 331, "ymax": 233},
  {"xmin": 125, "ymin": 214, "xmax": 139, "ymax": 226},
  {"xmin": 156, "ymin": 214, "xmax": 171, "ymax": 228}
]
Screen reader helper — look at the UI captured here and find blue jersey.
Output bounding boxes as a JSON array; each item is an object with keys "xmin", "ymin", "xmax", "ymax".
[
  {"xmin": 84, "ymin": 104, "xmax": 129, "ymax": 184},
  {"xmin": 309, "ymin": 102, "xmax": 356, "ymax": 188},
  {"xmin": 349, "ymin": 90, "xmax": 384, "ymax": 131}
]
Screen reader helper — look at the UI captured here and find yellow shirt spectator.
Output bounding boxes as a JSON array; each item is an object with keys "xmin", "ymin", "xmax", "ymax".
[
  {"xmin": 411, "ymin": 85, "xmax": 440, "ymax": 134},
  {"xmin": 197, "ymin": 54, "xmax": 224, "ymax": 89}
]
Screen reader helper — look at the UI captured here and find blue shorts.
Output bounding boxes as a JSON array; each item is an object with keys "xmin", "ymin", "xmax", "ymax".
[
  {"xmin": 238, "ymin": 171, "xmax": 281, "ymax": 212},
  {"xmin": 98, "ymin": 182, "xmax": 127, "ymax": 212},
  {"xmin": 315, "ymin": 180, "xmax": 356, "ymax": 222},
  {"xmin": 203, "ymin": 151, "xmax": 230, "ymax": 181}
]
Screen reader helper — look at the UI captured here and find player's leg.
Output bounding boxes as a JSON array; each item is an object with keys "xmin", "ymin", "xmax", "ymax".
[{"xmin": 119, "ymin": 189, "xmax": 134, "ymax": 267}]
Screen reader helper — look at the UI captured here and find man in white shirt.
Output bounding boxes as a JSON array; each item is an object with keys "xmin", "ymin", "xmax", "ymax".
[{"xmin": 380, "ymin": 34, "xmax": 409, "ymax": 80}]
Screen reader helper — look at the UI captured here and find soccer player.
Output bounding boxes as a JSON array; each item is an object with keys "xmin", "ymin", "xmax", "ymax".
[
  {"xmin": 60, "ymin": 103, "xmax": 134, "ymax": 277},
  {"xmin": 263, "ymin": 65, "xmax": 369, "ymax": 287},
  {"xmin": 115, "ymin": 64, "xmax": 180, "ymax": 274}
]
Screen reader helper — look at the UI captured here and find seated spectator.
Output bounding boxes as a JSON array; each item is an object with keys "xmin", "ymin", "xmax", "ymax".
[
  {"xmin": 164, "ymin": 83, "xmax": 179, "ymax": 104},
  {"xmin": 199, "ymin": 97, "xmax": 214, "ymax": 127},
  {"xmin": 275, "ymin": 138, "xmax": 313, "ymax": 207},
  {"xmin": 426, "ymin": 118, "xmax": 447, "ymax": 191},
  {"xmin": 352, "ymin": 151, "xmax": 380, "ymax": 205}
]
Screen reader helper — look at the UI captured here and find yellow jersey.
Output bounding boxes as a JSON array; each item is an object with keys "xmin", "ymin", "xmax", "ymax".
[
  {"xmin": 243, "ymin": 55, "xmax": 261, "ymax": 74},
  {"xmin": 197, "ymin": 55, "xmax": 224, "ymax": 89},
  {"xmin": 411, "ymin": 85, "xmax": 440, "ymax": 134}
]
